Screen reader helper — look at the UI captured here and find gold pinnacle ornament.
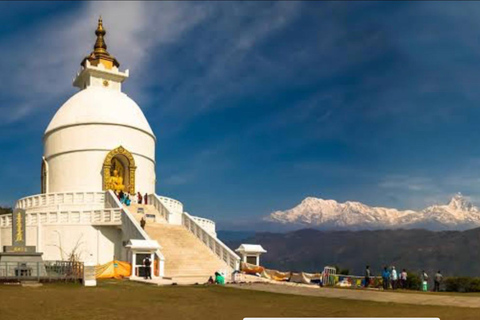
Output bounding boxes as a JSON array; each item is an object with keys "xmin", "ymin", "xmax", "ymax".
[{"xmin": 81, "ymin": 17, "xmax": 120, "ymax": 69}]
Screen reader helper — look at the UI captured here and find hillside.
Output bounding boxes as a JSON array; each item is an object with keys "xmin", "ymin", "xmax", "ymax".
[{"xmin": 224, "ymin": 227, "xmax": 480, "ymax": 277}]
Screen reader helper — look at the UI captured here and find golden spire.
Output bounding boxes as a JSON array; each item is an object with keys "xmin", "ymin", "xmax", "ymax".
[{"xmin": 81, "ymin": 17, "xmax": 119, "ymax": 69}]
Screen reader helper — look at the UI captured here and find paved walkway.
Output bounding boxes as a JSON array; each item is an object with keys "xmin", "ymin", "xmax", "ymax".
[
  {"xmin": 229, "ymin": 283, "xmax": 480, "ymax": 308},
  {"xmin": 130, "ymin": 276, "xmax": 211, "ymax": 286}
]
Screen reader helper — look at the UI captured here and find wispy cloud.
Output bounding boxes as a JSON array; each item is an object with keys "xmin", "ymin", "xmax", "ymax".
[{"xmin": 0, "ymin": 2, "xmax": 211, "ymax": 125}]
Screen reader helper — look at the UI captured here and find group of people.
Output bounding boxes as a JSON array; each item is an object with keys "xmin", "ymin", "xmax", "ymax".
[
  {"xmin": 378, "ymin": 266, "xmax": 408, "ymax": 290},
  {"xmin": 115, "ymin": 191, "xmax": 149, "ymax": 206},
  {"xmin": 421, "ymin": 269, "xmax": 444, "ymax": 292},
  {"xmin": 365, "ymin": 265, "xmax": 443, "ymax": 291}
]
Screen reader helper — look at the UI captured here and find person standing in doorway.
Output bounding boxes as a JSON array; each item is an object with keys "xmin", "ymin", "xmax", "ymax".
[
  {"xmin": 137, "ymin": 192, "xmax": 142, "ymax": 204},
  {"xmin": 364, "ymin": 265, "xmax": 371, "ymax": 288},
  {"xmin": 143, "ymin": 256, "xmax": 152, "ymax": 280},
  {"xmin": 144, "ymin": 193, "xmax": 148, "ymax": 205},
  {"xmin": 434, "ymin": 270, "xmax": 443, "ymax": 292}
]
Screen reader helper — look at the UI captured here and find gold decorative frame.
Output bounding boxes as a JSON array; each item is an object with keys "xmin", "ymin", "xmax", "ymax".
[{"xmin": 103, "ymin": 146, "xmax": 136, "ymax": 194}]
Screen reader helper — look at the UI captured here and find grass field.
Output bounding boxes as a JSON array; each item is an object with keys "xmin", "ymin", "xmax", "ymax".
[{"xmin": 0, "ymin": 280, "xmax": 477, "ymax": 320}]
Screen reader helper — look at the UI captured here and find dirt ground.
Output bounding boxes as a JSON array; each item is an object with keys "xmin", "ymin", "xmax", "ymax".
[
  {"xmin": 231, "ymin": 282, "xmax": 480, "ymax": 308},
  {"xmin": 0, "ymin": 280, "xmax": 477, "ymax": 320}
]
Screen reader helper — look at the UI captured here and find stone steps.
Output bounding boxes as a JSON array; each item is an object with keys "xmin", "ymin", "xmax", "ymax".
[
  {"xmin": 125, "ymin": 204, "xmax": 167, "ymax": 224},
  {"xmin": 144, "ymin": 223, "xmax": 230, "ymax": 278},
  {"xmin": 123, "ymin": 203, "xmax": 230, "ymax": 279}
]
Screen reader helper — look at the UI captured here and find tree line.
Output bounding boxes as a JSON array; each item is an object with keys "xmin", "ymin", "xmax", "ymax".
[{"xmin": 0, "ymin": 206, "xmax": 12, "ymax": 215}]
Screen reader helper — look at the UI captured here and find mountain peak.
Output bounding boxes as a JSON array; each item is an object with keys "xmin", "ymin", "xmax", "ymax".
[
  {"xmin": 448, "ymin": 193, "xmax": 474, "ymax": 211},
  {"xmin": 267, "ymin": 194, "xmax": 480, "ymax": 231}
]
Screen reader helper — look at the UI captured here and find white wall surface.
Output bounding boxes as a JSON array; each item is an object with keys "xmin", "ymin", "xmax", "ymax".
[
  {"xmin": 44, "ymin": 124, "xmax": 156, "ymax": 194},
  {"xmin": 0, "ymin": 224, "xmax": 122, "ymax": 265}
]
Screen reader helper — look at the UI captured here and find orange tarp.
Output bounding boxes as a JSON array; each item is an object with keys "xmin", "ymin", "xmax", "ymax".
[
  {"xmin": 240, "ymin": 262, "xmax": 265, "ymax": 275},
  {"xmin": 95, "ymin": 260, "xmax": 132, "ymax": 279}
]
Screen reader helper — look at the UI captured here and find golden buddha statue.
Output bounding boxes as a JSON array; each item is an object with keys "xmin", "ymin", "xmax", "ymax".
[{"xmin": 109, "ymin": 169, "xmax": 125, "ymax": 192}]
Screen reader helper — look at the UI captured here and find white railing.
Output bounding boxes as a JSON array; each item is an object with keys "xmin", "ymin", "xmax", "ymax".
[
  {"xmin": 16, "ymin": 191, "xmax": 106, "ymax": 212},
  {"xmin": 0, "ymin": 215, "xmax": 12, "ymax": 228},
  {"xmin": 147, "ymin": 194, "xmax": 171, "ymax": 222},
  {"xmin": 182, "ymin": 212, "xmax": 240, "ymax": 271},
  {"xmin": 106, "ymin": 191, "xmax": 151, "ymax": 240},
  {"xmin": 156, "ymin": 196, "xmax": 183, "ymax": 214},
  {"xmin": 0, "ymin": 208, "xmax": 121, "ymax": 227},
  {"xmin": 106, "ymin": 191, "xmax": 165, "ymax": 272},
  {"xmin": 191, "ymin": 215, "xmax": 216, "ymax": 237}
]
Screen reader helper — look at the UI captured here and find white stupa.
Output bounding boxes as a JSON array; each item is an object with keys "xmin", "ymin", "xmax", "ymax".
[{"xmin": 0, "ymin": 18, "xmax": 240, "ymax": 282}]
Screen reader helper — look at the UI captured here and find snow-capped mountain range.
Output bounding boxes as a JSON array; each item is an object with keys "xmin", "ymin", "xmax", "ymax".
[{"xmin": 266, "ymin": 193, "xmax": 480, "ymax": 230}]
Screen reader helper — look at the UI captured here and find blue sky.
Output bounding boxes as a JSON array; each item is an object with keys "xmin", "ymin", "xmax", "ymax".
[{"xmin": 2, "ymin": 2, "xmax": 480, "ymax": 230}]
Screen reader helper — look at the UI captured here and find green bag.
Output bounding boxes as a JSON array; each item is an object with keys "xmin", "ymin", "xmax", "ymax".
[{"xmin": 422, "ymin": 281, "xmax": 428, "ymax": 292}]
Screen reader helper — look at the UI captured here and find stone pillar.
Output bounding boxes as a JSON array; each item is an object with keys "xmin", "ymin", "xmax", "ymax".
[
  {"xmin": 150, "ymin": 253, "xmax": 154, "ymax": 278},
  {"xmin": 83, "ymin": 262, "xmax": 97, "ymax": 287},
  {"xmin": 132, "ymin": 252, "xmax": 137, "ymax": 277}
]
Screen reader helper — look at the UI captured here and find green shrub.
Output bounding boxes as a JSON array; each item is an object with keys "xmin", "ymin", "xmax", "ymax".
[
  {"xmin": 469, "ymin": 278, "xmax": 480, "ymax": 292},
  {"xmin": 405, "ymin": 273, "xmax": 422, "ymax": 290},
  {"xmin": 444, "ymin": 277, "xmax": 480, "ymax": 292},
  {"xmin": 333, "ymin": 265, "xmax": 350, "ymax": 275},
  {"xmin": 0, "ymin": 206, "xmax": 12, "ymax": 215}
]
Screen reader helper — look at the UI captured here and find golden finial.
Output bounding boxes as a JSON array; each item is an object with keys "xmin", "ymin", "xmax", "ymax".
[
  {"xmin": 81, "ymin": 17, "xmax": 119, "ymax": 69},
  {"xmin": 94, "ymin": 17, "xmax": 107, "ymax": 54}
]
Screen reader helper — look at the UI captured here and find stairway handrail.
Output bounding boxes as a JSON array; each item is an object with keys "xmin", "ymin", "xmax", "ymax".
[
  {"xmin": 106, "ymin": 191, "xmax": 165, "ymax": 262},
  {"xmin": 147, "ymin": 194, "xmax": 171, "ymax": 222},
  {"xmin": 182, "ymin": 212, "xmax": 240, "ymax": 270}
]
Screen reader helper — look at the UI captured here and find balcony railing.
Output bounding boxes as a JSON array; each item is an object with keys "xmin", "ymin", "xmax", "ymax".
[
  {"xmin": 0, "ymin": 208, "xmax": 122, "ymax": 227},
  {"xmin": 15, "ymin": 191, "xmax": 106, "ymax": 212}
]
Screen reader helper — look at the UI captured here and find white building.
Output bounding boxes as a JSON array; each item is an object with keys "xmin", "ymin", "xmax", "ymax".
[
  {"xmin": 0, "ymin": 18, "xmax": 240, "ymax": 282},
  {"xmin": 235, "ymin": 244, "xmax": 267, "ymax": 266}
]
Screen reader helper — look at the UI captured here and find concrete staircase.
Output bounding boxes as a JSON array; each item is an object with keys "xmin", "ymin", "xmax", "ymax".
[{"xmin": 126, "ymin": 204, "xmax": 230, "ymax": 283}]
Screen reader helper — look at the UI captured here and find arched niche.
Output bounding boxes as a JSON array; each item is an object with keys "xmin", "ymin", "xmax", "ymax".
[{"xmin": 103, "ymin": 146, "xmax": 136, "ymax": 194}]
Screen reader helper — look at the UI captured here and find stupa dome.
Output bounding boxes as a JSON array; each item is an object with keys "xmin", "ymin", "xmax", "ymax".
[
  {"xmin": 45, "ymin": 87, "xmax": 154, "ymax": 137},
  {"xmin": 42, "ymin": 18, "xmax": 156, "ymax": 195}
]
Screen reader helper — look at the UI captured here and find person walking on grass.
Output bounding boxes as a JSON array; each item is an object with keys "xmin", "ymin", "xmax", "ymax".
[
  {"xmin": 390, "ymin": 266, "xmax": 398, "ymax": 290},
  {"xmin": 364, "ymin": 265, "xmax": 371, "ymax": 288},
  {"xmin": 382, "ymin": 266, "xmax": 390, "ymax": 290},
  {"xmin": 434, "ymin": 270, "xmax": 443, "ymax": 292},
  {"xmin": 400, "ymin": 269, "xmax": 408, "ymax": 289},
  {"xmin": 421, "ymin": 270, "xmax": 429, "ymax": 291}
]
